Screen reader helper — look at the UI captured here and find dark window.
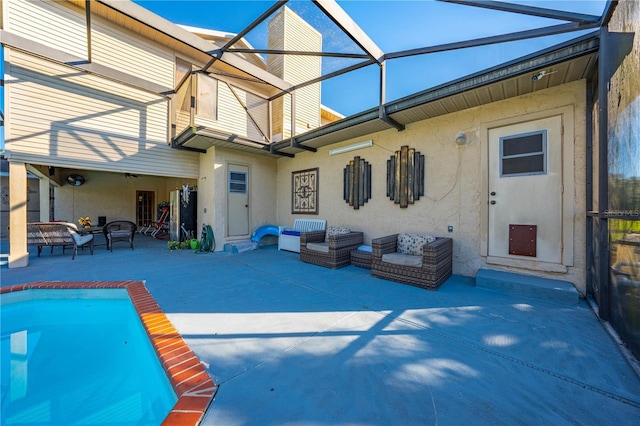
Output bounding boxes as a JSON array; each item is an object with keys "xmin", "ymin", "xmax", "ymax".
[
  {"xmin": 500, "ymin": 130, "xmax": 547, "ymax": 177},
  {"xmin": 229, "ymin": 171, "xmax": 247, "ymax": 194}
]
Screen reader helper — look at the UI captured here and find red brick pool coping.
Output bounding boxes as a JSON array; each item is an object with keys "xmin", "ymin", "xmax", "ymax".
[{"xmin": 1, "ymin": 280, "xmax": 217, "ymax": 425}]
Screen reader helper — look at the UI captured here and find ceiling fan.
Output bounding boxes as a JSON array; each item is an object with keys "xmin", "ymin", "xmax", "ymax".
[{"xmin": 66, "ymin": 174, "xmax": 85, "ymax": 186}]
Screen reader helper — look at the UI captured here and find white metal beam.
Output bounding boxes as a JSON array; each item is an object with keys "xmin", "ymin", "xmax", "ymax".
[{"xmin": 312, "ymin": 0, "xmax": 384, "ymax": 63}]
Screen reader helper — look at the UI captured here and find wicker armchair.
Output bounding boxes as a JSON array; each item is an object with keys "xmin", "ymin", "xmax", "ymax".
[
  {"xmin": 103, "ymin": 221, "xmax": 137, "ymax": 251},
  {"xmin": 300, "ymin": 228, "xmax": 364, "ymax": 269},
  {"xmin": 371, "ymin": 234, "xmax": 453, "ymax": 290}
]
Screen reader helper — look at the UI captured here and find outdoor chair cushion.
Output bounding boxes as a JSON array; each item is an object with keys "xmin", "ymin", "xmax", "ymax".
[
  {"xmin": 397, "ymin": 233, "xmax": 436, "ymax": 256},
  {"xmin": 282, "ymin": 230, "xmax": 301, "ymax": 236},
  {"xmin": 109, "ymin": 230, "xmax": 131, "ymax": 238},
  {"xmin": 70, "ymin": 231, "xmax": 93, "ymax": 247},
  {"xmin": 306, "ymin": 242, "xmax": 330, "ymax": 253},
  {"xmin": 325, "ymin": 226, "xmax": 351, "ymax": 242},
  {"xmin": 381, "ymin": 252, "xmax": 423, "ymax": 267}
]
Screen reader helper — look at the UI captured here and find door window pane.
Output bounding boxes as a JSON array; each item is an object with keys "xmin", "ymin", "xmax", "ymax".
[
  {"xmin": 229, "ymin": 171, "xmax": 247, "ymax": 193},
  {"xmin": 500, "ymin": 130, "xmax": 547, "ymax": 177}
]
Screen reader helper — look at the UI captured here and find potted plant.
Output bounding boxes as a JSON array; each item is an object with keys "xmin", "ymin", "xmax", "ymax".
[{"xmin": 78, "ymin": 216, "xmax": 92, "ymax": 229}]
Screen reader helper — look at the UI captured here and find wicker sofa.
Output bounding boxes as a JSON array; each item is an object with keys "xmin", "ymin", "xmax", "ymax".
[
  {"xmin": 371, "ymin": 234, "xmax": 453, "ymax": 290},
  {"xmin": 27, "ymin": 222, "xmax": 94, "ymax": 260},
  {"xmin": 300, "ymin": 228, "xmax": 364, "ymax": 269}
]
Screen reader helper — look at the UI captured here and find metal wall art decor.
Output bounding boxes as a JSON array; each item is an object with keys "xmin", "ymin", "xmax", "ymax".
[
  {"xmin": 343, "ymin": 156, "xmax": 372, "ymax": 210},
  {"xmin": 386, "ymin": 145, "xmax": 425, "ymax": 208},
  {"xmin": 291, "ymin": 168, "xmax": 319, "ymax": 214}
]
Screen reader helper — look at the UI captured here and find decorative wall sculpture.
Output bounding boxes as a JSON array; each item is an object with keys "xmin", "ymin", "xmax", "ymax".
[
  {"xmin": 291, "ymin": 168, "xmax": 319, "ymax": 214},
  {"xmin": 386, "ymin": 145, "xmax": 425, "ymax": 208},
  {"xmin": 343, "ymin": 156, "xmax": 371, "ymax": 210}
]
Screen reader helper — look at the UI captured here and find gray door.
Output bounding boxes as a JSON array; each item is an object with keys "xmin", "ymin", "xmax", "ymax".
[
  {"xmin": 227, "ymin": 164, "xmax": 249, "ymax": 236},
  {"xmin": 488, "ymin": 116, "xmax": 563, "ymax": 263}
]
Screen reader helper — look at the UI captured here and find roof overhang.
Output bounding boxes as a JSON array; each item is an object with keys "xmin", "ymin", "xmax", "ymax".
[
  {"xmin": 174, "ymin": 127, "xmax": 287, "ymax": 158},
  {"xmin": 269, "ymin": 31, "xmax": 599, "ymax": 156}
]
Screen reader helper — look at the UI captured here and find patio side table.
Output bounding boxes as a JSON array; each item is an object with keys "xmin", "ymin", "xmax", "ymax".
[{"xmin": 350, "ymin": 246, "xmax": 372, "ymax": 269}]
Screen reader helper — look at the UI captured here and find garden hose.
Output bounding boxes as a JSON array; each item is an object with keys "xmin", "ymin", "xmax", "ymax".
[{"xmin": 197, "ymin": 224, "xmax": 215, "ymax": 253}]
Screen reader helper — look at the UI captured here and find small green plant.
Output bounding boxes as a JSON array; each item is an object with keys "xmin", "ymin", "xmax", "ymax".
[{"xmin": 167, "ymin": 241, "xmax": 191, "ymax": 251}]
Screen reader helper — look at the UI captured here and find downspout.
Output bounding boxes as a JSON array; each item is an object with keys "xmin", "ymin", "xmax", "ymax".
[{"xmin": 378, "ymin": 61, "xmax": 404, "ymax": 131}]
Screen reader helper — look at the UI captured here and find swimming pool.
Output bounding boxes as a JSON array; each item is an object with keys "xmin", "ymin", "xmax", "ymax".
[{"xmin": 0, "ymin": 282, "xmax": 216, "ymax": 425}]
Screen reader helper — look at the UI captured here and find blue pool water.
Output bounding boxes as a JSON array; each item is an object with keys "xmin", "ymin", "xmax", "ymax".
[{"xmin": 0, "ymin": 289, "xmax": 177, "ymax": 425}]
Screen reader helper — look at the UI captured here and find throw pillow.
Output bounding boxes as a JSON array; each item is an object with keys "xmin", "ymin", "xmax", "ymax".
[
  {"xmin": 397, "ymin": 233, "xmax": 436, "ymax": 256},
  {"xmin": 325, "ymin": 226, "xmax": 351, "ymax": 242}
]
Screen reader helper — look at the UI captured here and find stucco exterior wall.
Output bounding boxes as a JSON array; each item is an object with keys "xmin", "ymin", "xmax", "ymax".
[
  {"xmin": 276, "ymin": 81, "xmax": 588, "ymax": 292},
  {"xmin": 199, "ymin": 147, "xmax": 278, "ymax": 249},
  {"xmin": 54, "ymin": 170, "xmax": 195, "ymax": 226}
]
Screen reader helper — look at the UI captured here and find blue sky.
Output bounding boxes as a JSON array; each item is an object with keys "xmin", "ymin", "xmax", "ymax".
[
  {"xmin": 0, "ymin": 1, "xmax": 607, "ymax": 150},
  {"xmin": 134, "ymin": 0, "xmax": 607, "ymax": 116}
]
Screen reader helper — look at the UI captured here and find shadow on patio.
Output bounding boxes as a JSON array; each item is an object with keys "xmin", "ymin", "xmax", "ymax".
[{"xmin": 2, "ymin": 236, "xmax": 640, "ymax": 424}]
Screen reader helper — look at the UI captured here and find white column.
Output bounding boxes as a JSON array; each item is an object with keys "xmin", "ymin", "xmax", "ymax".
[{"xmin": 8, "ymin": 161, "xmax": 29, "ymax": 268}]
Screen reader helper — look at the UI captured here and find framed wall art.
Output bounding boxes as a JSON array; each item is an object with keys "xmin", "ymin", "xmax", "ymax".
[
  {"xmin": 386, "ymin": 145, "xmax": 425, "ymax": 208},
  {"xmin": 291, "ymin": 168, "xmax": 319, "ymax": 214},
  {"xmin": 343, "ymin": 156, "xmax": 372, "ymax": 210}
]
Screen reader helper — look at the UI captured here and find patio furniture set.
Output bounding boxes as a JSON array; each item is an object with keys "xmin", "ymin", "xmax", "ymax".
[
  {"xmin": 279, "ymin": 219, "xmax": 453, "ymax": 290},
  {"xmin": 27, "ymin": 220, "xmax": 137, "ymax": 259},
  {"xmin": 27, "ymin": 217, "xmax": 452, "ymax": 289}
]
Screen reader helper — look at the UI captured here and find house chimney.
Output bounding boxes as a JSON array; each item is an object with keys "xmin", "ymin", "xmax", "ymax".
[{"xmin": 267, "ymin": 7, "xmax": 322, "ymax": 141}]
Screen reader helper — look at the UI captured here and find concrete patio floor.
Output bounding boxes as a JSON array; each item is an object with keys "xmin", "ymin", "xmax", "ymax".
[{"xmin": 2, "ymin": 235, "xmax": 640, "ymax": 425}]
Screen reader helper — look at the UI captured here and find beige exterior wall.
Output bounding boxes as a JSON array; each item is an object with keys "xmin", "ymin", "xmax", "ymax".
[
  {"xmin": 3, "ymin": 0, "xmax": 173, "ymax": 87},
  {"xmin": 3, "ymin": 0, "xmax": 197, "ymax": 177},
  {"xmin": 200, "ymin": 80, "xmax": 269, "ymax": 141},
  {"xmin": 198, "ymin": 147, "xmax": 278, "ymax": 250},
  {"xmin": 276, "ymin": 81, "xmax": 588, "ymax": 293},
  {"xmin": 90, "ymin": 14, "xmax": 174, "ymax": 88},
  {"xmin": 4, "ymin": 49, "xmax": 199, "ymax": 177},
  {"xmin": 53, "ymin": 170, "xmax": 196, "ymax": 226},
  {"xmin": 4, "ymin": 0, "xmax": 87, "ymax": 57}
]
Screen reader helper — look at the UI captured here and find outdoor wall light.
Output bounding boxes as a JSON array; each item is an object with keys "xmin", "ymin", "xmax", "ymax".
[
  {"xmin": 328, "ymin": 140, "xmax": 373, "ymax": 156},
  {"xmin": 532, "ymin": 69, "xmax": 556, "ymax": 82},
  {"xmin": 455, "ymin": 133, "xmax": 468, "ymax": 146}
]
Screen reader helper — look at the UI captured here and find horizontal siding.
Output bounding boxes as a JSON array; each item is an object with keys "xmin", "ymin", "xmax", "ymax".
[
  {"xmin": 5, "ymin": 0, "xmax": 173, "ymax": 88},
  {"xmin": 282, "ymin": 8, "xmax": 321, "ymax": 130},
  {"xmin": 246, "ymin": 93, "xmax": 269, "ymax": 140},
  {"xmin": 212, "ymin": 81, "xmax": 269, "ymax": 141},
  {"xmin": 91, "ymin": 15, "xmax": 174, "ymax": 88},
  {"xmin": 5, "ymin": 50, "xmax": 199, "ymax": 178},
  {"xmin": 266, "ymin": 11, "xmax": 285, "ymax": 77},
  {"xmin": 6, "ymin": 0, "xmax": 87, "ymax": 57}
]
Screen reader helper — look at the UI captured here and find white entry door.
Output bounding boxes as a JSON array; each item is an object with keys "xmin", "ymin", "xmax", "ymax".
[
  {"xmin": 488, "ymin": 116, "xmax": 563, "ymax": 263},
  {"xmin": 227, "ymin": 164, "xmax": 249, "ymax": 237}
]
